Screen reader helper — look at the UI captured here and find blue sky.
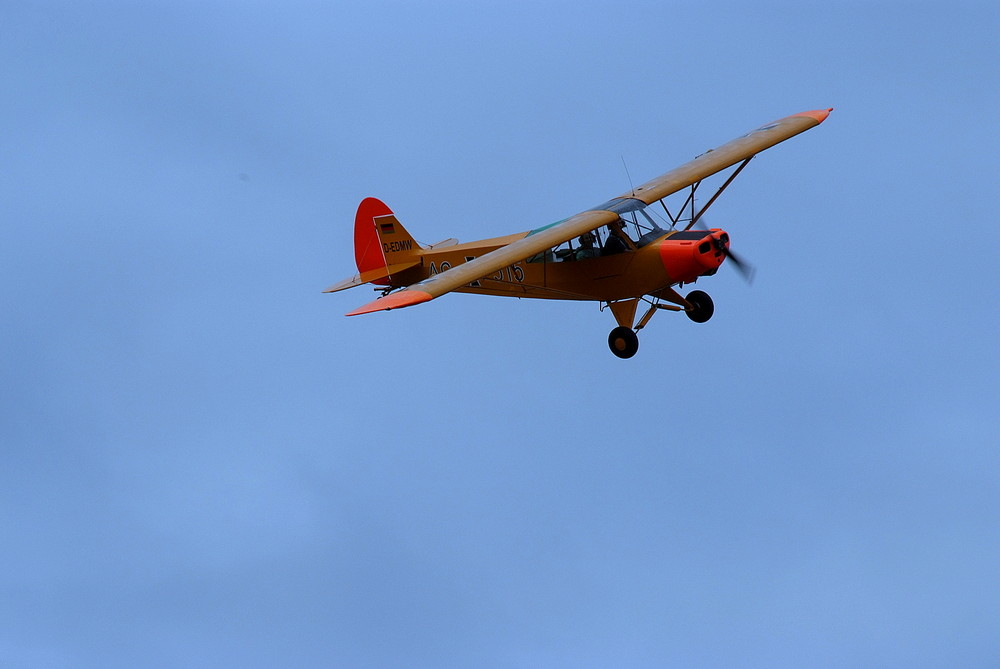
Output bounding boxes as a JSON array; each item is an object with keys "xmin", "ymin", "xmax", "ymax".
[{"xmin": 3, "ymin": 1, "xmax": 999, "ymax": 667}]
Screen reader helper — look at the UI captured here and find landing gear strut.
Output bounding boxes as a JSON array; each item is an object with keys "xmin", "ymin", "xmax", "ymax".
[
  {"xmin": 608, "ymin": 326, "xmax": 639, "ymax": 359},
  {"xmin": 605, "ymin": 289, "xmax": 714, "ymax": 358}
]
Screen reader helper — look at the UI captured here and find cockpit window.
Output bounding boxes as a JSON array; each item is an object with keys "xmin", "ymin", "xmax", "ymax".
[
  {"xmin": 526, "ymin": 226, "xmax": 614, "ymax": 262},
  {"xmin": 526, "ymin": 215, "xmax": 654, "ymax": 262}
]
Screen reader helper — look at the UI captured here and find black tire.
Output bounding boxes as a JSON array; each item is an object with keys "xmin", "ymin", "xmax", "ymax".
[
  {"xmin": 685, "ymin": 290, "xmax": 714, "ymax": 323},
  {"xmin": 608, "ymin": 326, "xmax": 639, "ymax": 359}
]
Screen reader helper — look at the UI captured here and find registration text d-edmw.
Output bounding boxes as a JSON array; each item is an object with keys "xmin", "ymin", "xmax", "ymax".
[{"xmin": 383, "ymin": 240, "xmax": 414, "ymax": 253}]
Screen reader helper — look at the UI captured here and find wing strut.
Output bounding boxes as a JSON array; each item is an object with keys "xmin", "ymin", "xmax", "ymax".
[
  {"xmin": 685, "ymin": 157, "xmax": 754, "ymax": 231},
  {"xmin": 662, "ymin": 182, "xmax": 699, "ymax": 228}
]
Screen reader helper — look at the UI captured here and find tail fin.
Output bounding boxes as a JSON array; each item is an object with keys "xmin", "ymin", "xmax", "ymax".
[{"xmin": 354, "ymin": 197, "xmax": 423, "ymax": 285}]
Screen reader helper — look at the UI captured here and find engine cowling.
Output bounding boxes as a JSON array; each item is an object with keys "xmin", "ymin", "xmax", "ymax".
[{"xmin": 655, "ymin": 229, "xmax": 729, "ymax": 284}]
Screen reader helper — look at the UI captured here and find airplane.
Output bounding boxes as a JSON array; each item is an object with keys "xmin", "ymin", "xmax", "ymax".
[{"xmin": 326, "ymin": 108, "xmax": 832, "ymax": 358}]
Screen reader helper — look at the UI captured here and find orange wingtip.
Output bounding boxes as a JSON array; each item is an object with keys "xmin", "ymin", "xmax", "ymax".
[
  {"xmin": 345, "ymin": 289, "xmax": 433, "ymax": 316},
  {"xmin": 793, "ymin": 108, "xmax": 834, "ymax": 123}
]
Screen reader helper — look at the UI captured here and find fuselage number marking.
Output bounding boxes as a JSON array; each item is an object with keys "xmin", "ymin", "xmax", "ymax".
[{"xmin": 427, "ymin": 257, "xmax": 524, "ymax": 287}]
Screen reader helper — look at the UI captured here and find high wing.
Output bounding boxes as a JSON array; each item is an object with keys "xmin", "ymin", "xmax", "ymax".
[
  {"xmin": 346, "ymin": 108, "xmax": 831, "ymax": 316},
  {"xmin": 621, "ymin": 108, "xmax": 832, "ymax": 205}
]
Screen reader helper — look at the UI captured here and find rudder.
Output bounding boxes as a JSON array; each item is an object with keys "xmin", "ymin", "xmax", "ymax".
[{"xmin": 354, "ymin": 197, "xmax": 422, "ymax": 285}]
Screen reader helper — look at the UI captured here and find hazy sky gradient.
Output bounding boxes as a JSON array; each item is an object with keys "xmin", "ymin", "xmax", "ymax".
[{"xmin": 3, "ymin": 2, "xmax": 999, "ymax": 667}]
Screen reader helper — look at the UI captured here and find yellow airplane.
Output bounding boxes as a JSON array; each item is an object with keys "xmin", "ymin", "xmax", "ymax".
[{"xmin": 327, "ymin": 109, "xmax": 832, "ymax": 358}]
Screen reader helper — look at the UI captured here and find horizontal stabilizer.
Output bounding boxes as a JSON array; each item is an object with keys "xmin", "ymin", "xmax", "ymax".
[
  {"xmin": 323, "ymin": 274, "xmax": 364, "ymax": 293},
  {"xmin": 426, "ymin": 238, "xmax": 459, "ymax": 249}
]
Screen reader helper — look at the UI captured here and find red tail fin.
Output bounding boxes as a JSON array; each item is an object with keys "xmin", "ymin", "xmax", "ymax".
[{"xmin": 354, "ymin": 197, "xmax": 422, "ymax": 285}]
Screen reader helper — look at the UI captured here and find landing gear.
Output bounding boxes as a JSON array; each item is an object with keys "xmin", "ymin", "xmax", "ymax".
[
  {"xmin": 684, "ymin": 289, "xmax": 714, "ymax": 323},
  {"xmin": 608, "ymin": 326, "xmax": 639, "ymax": 359},
  {"xmin": 604, "ymin": 289, "xmax": 713, "ymax": 358}
]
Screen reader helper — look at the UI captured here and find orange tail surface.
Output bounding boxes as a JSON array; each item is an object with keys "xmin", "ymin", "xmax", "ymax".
[{"xmin": 354, "ymin": 197, "xmax": 422, "ymax": 285}]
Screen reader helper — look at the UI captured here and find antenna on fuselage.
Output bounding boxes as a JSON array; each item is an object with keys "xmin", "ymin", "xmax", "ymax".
[{"xmin": 620, "ymin": 155, "xmax": 635, "ymax": 197}]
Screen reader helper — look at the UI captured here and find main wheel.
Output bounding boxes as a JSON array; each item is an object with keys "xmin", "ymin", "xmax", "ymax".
[
  {"xmin": 608, "ymin": 326, "xmax": 639, "ymax": 359},
  {"xmin": 685, "ymin": 290, "xmax": 714, "ymax": 323}
]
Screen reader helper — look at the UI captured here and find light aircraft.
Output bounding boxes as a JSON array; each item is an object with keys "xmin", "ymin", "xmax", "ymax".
[{"xmin": 327, "ymin": 109, "xmax": 832, "ymax": 358}]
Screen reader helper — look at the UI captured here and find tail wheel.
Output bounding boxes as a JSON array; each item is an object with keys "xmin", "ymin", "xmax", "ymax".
[
  {"xmin": 608, "ymin": 326, "xmax": 639, "ymax": 359},
  {"xmin": 685, "ymin": 290, "xmax": 714, "ymax": 323}
]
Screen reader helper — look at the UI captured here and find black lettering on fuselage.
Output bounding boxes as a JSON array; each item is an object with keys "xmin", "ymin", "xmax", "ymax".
[{"xmin": 382, "ymin": 240, "xmax": 413, "ymax": 254}]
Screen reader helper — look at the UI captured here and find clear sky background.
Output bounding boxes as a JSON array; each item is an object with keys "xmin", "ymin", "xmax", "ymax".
[{"xmin": 3, "ymin": 1, "xmax": 999, "ymax": 667}]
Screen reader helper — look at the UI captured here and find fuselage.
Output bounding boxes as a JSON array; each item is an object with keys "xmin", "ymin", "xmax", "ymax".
[{"xmin": 387, "ymin": 228, "xmax": 730, "ymax": 303}]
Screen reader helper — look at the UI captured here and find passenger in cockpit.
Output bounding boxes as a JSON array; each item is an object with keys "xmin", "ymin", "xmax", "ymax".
[{"xmin": 575, "ymin": 232, "xmax": 599, "ymax": 260}]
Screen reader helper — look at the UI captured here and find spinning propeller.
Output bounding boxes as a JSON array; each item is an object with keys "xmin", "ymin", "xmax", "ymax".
[
  {"xmin": 714, "ymin": 234, "xmax": 756, "ymax": 283},
  {"xmin": 694, "ymin": 216, "xmax": 756, "ymax": 284}
]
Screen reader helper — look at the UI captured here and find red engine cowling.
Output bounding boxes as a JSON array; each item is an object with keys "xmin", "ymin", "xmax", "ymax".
[{"xmin": 656, "ymin": 229, "xmax": 729, "ymax": 284}]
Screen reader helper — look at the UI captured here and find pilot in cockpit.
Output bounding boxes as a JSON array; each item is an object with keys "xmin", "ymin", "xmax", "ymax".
[{"xmin": 603, "ymin": 219, "xmax": 636, "ymax": 255}]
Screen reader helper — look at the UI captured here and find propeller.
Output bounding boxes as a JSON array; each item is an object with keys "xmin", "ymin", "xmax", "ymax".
[
  {"xmin": 716, "ymin": 237, "xmax": 756, "ymax": 283},
  {"xmin": 693, "ymin": 216, "xmax": 756, "ymax": 284}
]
